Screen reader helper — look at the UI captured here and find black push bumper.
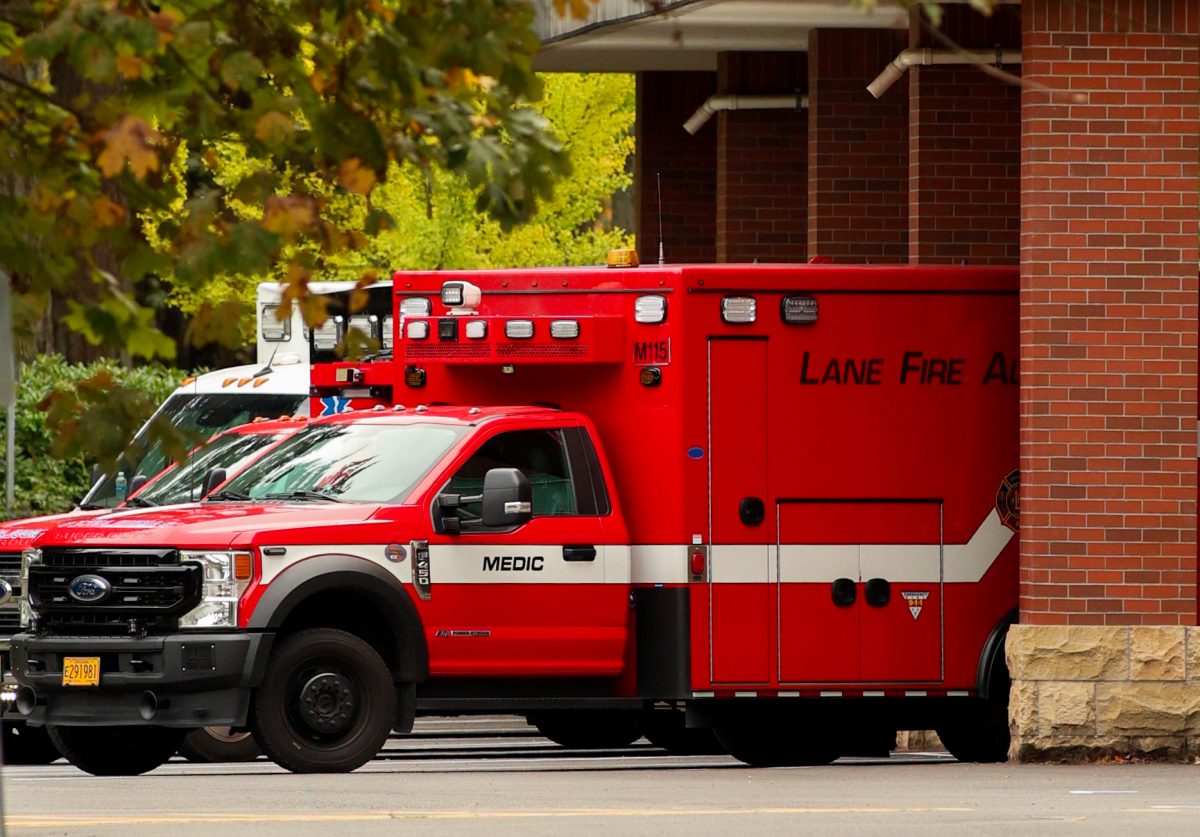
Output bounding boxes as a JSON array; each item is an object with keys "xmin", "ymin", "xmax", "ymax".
[{"xmin": 8, "ymin": 631, "xmax": 273, "ymax": 727}]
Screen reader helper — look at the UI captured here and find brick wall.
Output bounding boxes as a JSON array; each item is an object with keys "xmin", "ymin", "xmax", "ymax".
[
  {"xmin": 909, "ymin": 8, "xmax": 1022, "ymax": 264},
  {"xmin": 716, "ymin": 52, "xmax": 807, "ymax": 263},
  {"xmin": 808, "ymin": 29, "xmax": 909, "ymax": 263},
  {"xmin": 635, "ymin": 72, "xmax": 717, "ymax": 264},
  {"xmin": 1019, "ymin": 0, "xmax": 1199, "ymax": 625}
]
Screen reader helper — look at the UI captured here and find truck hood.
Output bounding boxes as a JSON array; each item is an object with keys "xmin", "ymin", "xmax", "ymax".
[
  {"xmin": 32, "ymin": 502, "xmax": 389, "ymax": 550},
  {"xmin": 0, "ymin": 510, "xmax": 106, "ymax": 550}
]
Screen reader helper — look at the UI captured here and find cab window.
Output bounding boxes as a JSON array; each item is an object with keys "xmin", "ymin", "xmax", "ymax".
[{"xmin": 447, "ymin": 429, "xmax": 577, "ymax": 521}]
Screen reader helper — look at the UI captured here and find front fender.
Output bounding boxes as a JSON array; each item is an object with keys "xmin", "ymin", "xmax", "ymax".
[{"xmin": 246, "ymin": 553, "xmax": 428, "ymax": 683}]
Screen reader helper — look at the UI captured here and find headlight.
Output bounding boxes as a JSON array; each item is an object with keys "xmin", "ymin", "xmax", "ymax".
[
  {"xmin": 19, "ymin": 549, "xmax": 40, "ymax": 628},
  {"xmin": 180, "ymin": 551, "xmax": 252, "ymax": 629}
]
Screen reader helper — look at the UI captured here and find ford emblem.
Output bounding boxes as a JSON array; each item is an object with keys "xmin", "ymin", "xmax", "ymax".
[{"xmin": 68, "ymin": 574, "xmax": 112, "ymax": 604}]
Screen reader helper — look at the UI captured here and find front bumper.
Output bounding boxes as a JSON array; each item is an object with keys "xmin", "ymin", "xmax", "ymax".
[{"xmin": 8, "ymin": 631, "xmax": 273, "ymax": 727}]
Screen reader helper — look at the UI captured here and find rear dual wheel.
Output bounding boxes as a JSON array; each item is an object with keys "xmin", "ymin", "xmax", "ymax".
[
  {"xmin": 528, "ymin": 710, "xmax": 642, "ymax": 750},
  {"xmin": 251, "ymin": 628, "xmax": 395, "ymax": 773},
  {"xmin": 713, "ymin": 718, "xmax": 837, "ymax": 767},
  {"xmin": 178, "ymin": 726, "xmax": 261, "ymax": 763}
]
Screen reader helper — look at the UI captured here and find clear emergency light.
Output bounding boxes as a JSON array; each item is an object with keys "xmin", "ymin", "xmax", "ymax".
[
  {"xmin": 782, "ymin": 296, "xmax": 819, "ymax": 324},
  {"xmin": 348, "ymin": 314, "xmax": 379, "ymax": 341},
  {"xmin": 505, "ymin": 320, "xmax": 534, "ymax": 339},
  {"xmin": 381, "ymin": 315, "xmax": 394, "ymax": 350},
  {"xmin": 634, "ymin": 295, "xmax": 667, "ymax": 324},
  {"xmin": 312, "ymin": 316, "xmax": 344, "ymax": 351},
  {"xmin": 550, "ymin": 320, "xmax": 580, "ymax": 339},
  {"xmin": 260, "ymin": 304, "xmax": 290, "ymax": 341},
  {"xmin": 406, "ymin": 320, "xmax": 429, "ymax": 340},
  {"xmin": 721, "ymin": 296, "xmax": 757, "ymax": 324},
  {"xmin": 400, "ymin": 297, "xmax": 431, "ymax": 317}
]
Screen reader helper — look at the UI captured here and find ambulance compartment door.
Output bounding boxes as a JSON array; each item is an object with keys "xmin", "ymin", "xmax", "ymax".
[{"xmin": 707, "ymin": 337, "xmax": 771, "ymax": 685}]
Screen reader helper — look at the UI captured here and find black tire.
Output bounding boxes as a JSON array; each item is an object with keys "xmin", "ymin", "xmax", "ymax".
[
  {"xmin": 936, "ymin": 701, "xmax": 1010, "ymax": 763},
  {"xmin": 714, "ymin": 720, "xmax": 837, "ymax": 767},
  {"xmin": 178, "ymin": 726, "xmax": 261, "ymax": 763},
  {"xmin": 528, "ymin": 710, "xmax": 641, "ymax": 750},
  {"xmin": 2, "ymin": 721, "xmax": 62, "ymax": 765},
  {"xmin": 638, "ymin": 709, "xmax": 723, "ymax": 755},
  {"xmin": 48, "ymin": 726, "xmax": 185, "ymax": 776},
  {"xmin": 251, "ymin": 628, "xmax": 395, "ymax": 773}
]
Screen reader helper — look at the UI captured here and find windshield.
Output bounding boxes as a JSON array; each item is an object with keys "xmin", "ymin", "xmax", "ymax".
[
  {"xmin": 81, "ymin": 392, "xmax": 307, "ymax": 509},
  {"xmin": 215, "ymin": 422, "xmax": 465, "ymax": 504},
  {"xmin": 128, "ymin": 432, "xmax": 286, "ymax": 507}
]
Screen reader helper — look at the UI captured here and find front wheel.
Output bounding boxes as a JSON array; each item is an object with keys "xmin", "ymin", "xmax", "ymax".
[
  {"xmin": 2, "ymin": 721, "xmax": 62, "ymax": 765},
  {"xmin": 48, "ymin": 726, "xmax": 185, "ymax": 775},
  {"xmin": 178, "ymin": 726, "xmax": 261, "ymax": 763},
  {"xmin": 251, "ymin": 628, "xmax": 395, "ymax": 773}
]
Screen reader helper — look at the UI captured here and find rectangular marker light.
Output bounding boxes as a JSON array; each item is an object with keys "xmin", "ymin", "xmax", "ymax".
[
  {"xmin": 550, "ymin": 320, "xmax": 580, "ymax": 339},
  {"xmin": 721, "ymin": 296, "xmax": 757, "ymax": 324},
  {"xmin": 782, "ymin": 296, "xmax": 819, "ymax": 324},
  {"xmin": 399, "ymin": 297, "xmax": 431, "ymax": 317},
  {"xmin": 465, "ymin": 320, "xmax": 488, "ymax": 340},
  {"xmin": 505, "ymin": 320, "xmax": 534, "ymax": 339},
  {"xmin": 260, "ymin": 304, "xmax": 290, "ymax": 341},
  {"xmin": 406, "ymin": 320, "xmax": 429, "ymax": 340},
  {"xmin": 634, "ymin": 295, "xmax": 667, "ymax": 324}
]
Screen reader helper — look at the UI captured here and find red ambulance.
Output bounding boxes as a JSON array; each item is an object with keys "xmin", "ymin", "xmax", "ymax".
[{"xmin": 10, "ymin": 260, "xmax": 1018, "ymax": 774}]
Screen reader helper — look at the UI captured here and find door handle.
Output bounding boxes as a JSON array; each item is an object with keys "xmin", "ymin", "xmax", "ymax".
[
  {"xmin": 831, "ymin": 578, "xmax": 856, "ymax": 607},
  {"xmin": 865, "ymin": 578, "xmax": 890, "ymax": 607},
  {"xmin": 563, "ymin": 544, "xmax": 597, "ymax": 562}
]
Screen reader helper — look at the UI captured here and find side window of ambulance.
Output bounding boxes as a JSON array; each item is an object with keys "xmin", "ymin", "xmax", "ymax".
[{"xmin": 448, "ymin": 429, "xmax": 578, "ymax": 523}]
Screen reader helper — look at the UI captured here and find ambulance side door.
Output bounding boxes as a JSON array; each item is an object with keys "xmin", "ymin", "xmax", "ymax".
[{"xmin": 423, "ymin": 425, "xmax": 628, "ymax": 677}]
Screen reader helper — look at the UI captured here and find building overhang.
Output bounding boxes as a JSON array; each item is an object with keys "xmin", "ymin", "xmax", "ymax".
[{"xmin": 533, "ymin": 0, "xmax": 911, "ymax": 72}]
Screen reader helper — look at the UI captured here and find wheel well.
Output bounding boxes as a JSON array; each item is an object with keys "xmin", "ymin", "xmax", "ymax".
[
  {"xmin": 976, "ymin": 608, "xmax": 1017, "ymax": 701},
  {"xmin": 277, "ymin": 590, "xmax": 407, "ymax": 681}
]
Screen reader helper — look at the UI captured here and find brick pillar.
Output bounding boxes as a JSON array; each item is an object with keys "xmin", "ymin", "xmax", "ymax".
[
  {"xmin": 808, "ymin": 29, "xmax": 909, "ymax": 262},
  {"xmin": 715, "ymin": 52, "xmax": 807, "ymax": 262},
  {"xmin": 635, "ymin": 72, "xmax": 717, "ymax": 264},
  {"xmin": 909, "ymin": 8, "xmax": 1022, "ymax": 264},
  {"xmin": 1010, "ymin": 0, "xmax": 1199, "ymax": 761}
]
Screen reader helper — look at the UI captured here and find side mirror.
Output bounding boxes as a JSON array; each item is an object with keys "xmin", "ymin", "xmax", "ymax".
[
  {"xmin": 481, "ymin": 468, "xmax": 532, "ymax": 528},
  {"xmin": 202, "ymin": 467, "xmax": 228, "ymax": 498},
  {"xmin": 127, "ymin": 474, "xmax": 149, "ymax": 497}
]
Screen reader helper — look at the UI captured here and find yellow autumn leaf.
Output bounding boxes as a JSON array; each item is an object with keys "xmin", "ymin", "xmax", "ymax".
[
  {"xmin": 552, "ymin": 0, "xmax": 594, "ymax": 20},
  {"xmin": 91, "ymin": 195, "xmax": 126, "ymax": 228},
  {"xmin": 338, "ymin": 158, "xmax": 377, "ymax": 196},
  {"xmin": 446, "ymin": 67, "xmax": 480, "ymax": 90},
  {"xmin": 95, "ymin": 116, "xmax": 162, "ymax": 180},
  {"xmin": 254, "ymin": 111, "xmax": 293, "ymax": 147},
  {"xmin": 115, "ymin": 54, "xmax": 142, "ymax": 80},
  {"xmin": 262, "ymin": 195, "xmax": 316, "ymax": 237}
]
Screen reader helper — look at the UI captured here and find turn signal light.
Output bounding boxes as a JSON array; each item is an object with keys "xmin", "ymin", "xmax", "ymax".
[{"xmin": 234, "ymin": 552, "xmax": 253, "ymax": 581}]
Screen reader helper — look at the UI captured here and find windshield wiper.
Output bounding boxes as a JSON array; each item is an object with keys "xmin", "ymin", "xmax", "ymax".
[
  {"xmin": 207, "ymin": 490, "xmax": 252, "ymax": 502},
  {"xmin": 122, "ymin": 495, "xmax": 158, "ymax": 508},
  {"xmin": 262, "ymin": 490, "xmax": 344, "ymax": 503}
]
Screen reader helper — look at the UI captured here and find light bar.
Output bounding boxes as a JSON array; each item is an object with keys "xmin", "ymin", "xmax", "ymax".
[
  {"xmin": 721, "ymin": 297, "xmax": 757, "ymax": 324},
  {"xmin": 550, "ymin": 320, "xmax": 580, "ymax": 339},
  {"xmin": 312, "ymin": 316, "xmax": 343, "ymax": 351},
  {"xmin": 505, "ymin": 320, "xmax": 534, "ymax": 339},
  {"xmin": 465, "ymin": 320, "xmax": 488, "ymax": 340},
  {"xmin": 381, "ymin": 315, "xmax": 394, "ymax": 350},
  {"xmin": 260, "ymin": 304, "xmax": 290, "ymax": 341},
  {"xmin": 782, "ymin": 296, "xmax": 819, "ymax": 324},
  {"xmin": 634, "ymin": 295, "xmax": 667, "ymax": 324},
  {"xmin": 406, "ymin": 320, "xmax": 429, "ymax": 340},
  {"xmin": 399, "ymin": 297, "xmax": 431, "ymax": 317}
]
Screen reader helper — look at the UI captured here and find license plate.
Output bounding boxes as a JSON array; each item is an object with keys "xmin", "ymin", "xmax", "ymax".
[{"xmin": 61, "ymin": 657, "xmax": 100, "ymax": 687}]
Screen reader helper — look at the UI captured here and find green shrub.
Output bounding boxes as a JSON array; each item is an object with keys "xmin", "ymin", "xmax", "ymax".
[{"xmin": 0, "ymin": 355, "xmax": 182, "ymax": 518}]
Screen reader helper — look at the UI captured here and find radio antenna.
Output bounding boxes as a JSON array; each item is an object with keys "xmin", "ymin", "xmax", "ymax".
[{"xmin": 656, "ymin": 171, "xmax": 665, "ymax": 265}]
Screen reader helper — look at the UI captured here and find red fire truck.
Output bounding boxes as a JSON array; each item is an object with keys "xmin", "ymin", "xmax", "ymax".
[{"xmin": 9, "ymin": 260, "xmax": 1018, "ymax": 774}]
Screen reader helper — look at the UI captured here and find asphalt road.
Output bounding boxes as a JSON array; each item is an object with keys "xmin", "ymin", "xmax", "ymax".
[{"xmin": 3, "ymin": 717, "xmax": 1200, "ymax": 836}]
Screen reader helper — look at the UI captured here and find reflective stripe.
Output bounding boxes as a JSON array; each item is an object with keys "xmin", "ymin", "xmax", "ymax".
[{"xmin": 631, "ymin": 545, "xmax": 688, "ymax": 585}]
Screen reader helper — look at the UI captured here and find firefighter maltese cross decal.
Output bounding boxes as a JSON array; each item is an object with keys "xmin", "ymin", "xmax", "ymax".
[{"xmin": 901, "ymin": 590, "xmax": 929, "ymax": 620}]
